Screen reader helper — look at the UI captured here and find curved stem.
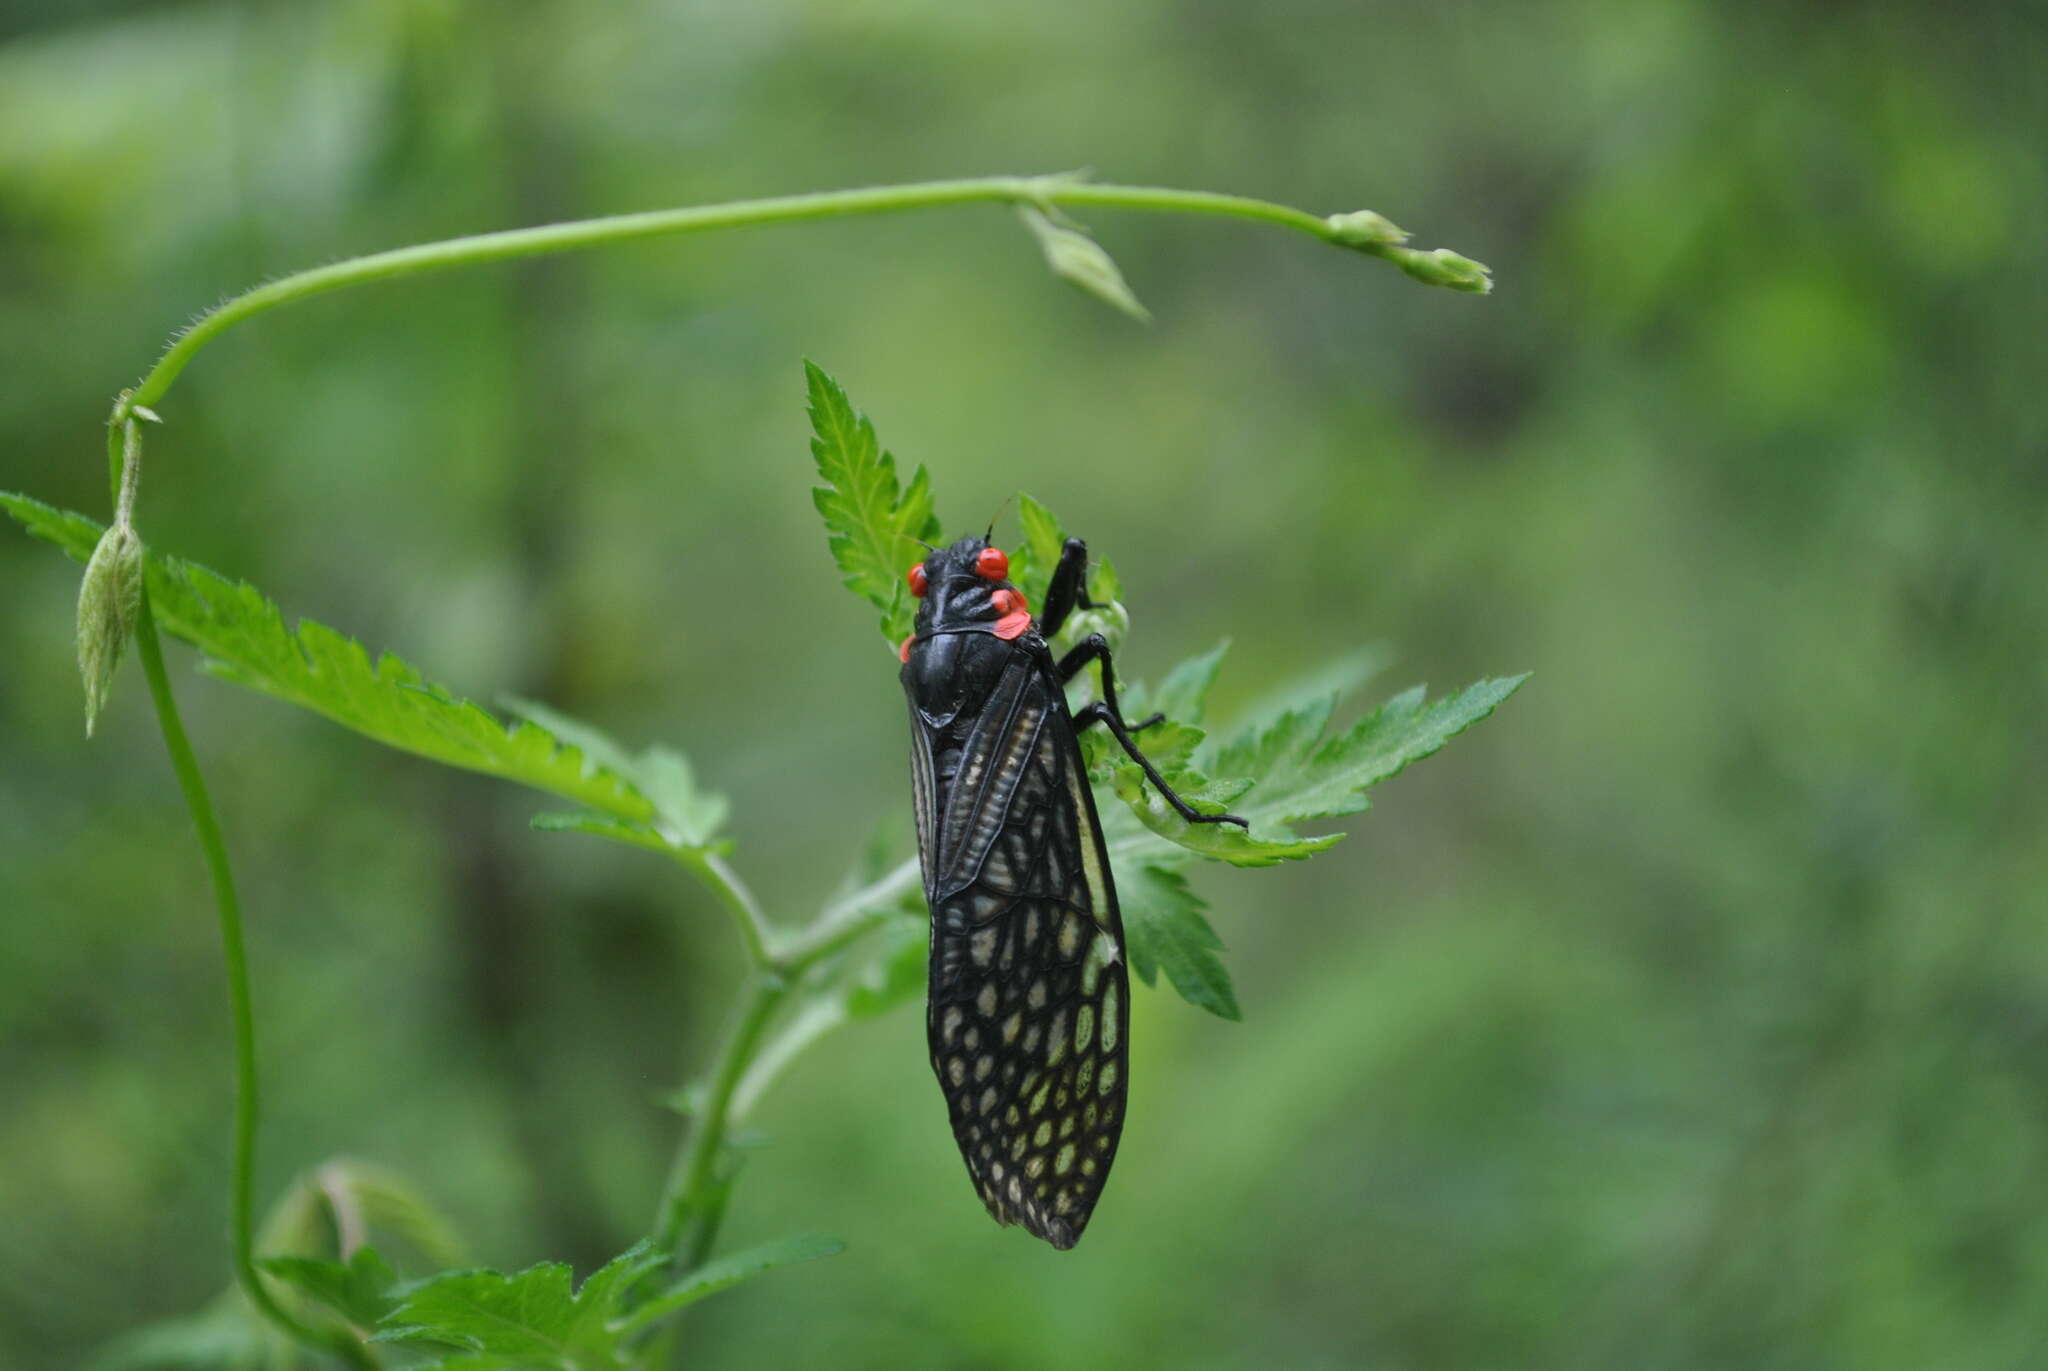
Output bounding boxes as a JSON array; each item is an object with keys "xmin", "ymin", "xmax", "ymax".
[
  {"xmin": 124, "ymin": 175, "xmax": 1480, "ymax": 415},
  {"xmin": 134, "ymin": 593, "xmax": 376, "ymax": 1369},
  {"xmin": 678, "ymin": 850, "xmax": 775, "ymax": 969}
]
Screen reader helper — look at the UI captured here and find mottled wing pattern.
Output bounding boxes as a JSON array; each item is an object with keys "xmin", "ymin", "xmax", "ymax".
[{"xmin": 911, "ymin": 652, "xmax": 1131, "ymax": 1249}]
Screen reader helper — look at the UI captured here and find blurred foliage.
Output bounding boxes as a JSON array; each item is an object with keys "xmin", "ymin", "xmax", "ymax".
[{"xmin": 1, "ymin": 1, "xmax": 2043, "ymax": 1369}]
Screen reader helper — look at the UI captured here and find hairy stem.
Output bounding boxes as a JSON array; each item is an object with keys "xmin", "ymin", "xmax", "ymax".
[
  {"xmin": 134, "ymin": 594, "xmax": 376, "ymax": 1369},
  {"xmin": 121, "ymin": 174, "xmax": 1480, "ymax": 419}
]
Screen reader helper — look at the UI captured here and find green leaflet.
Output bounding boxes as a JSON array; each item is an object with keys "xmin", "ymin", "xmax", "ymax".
[
  {"xmin": 805, "ymin": 361, "xmax": 942, "ymax": 643},
  {"xmin": 372, "ymin": 1242, "xmax": 661, "ymax": 1367},
  {"xmin": 2, "ymin": 493, "xmax": 671, "ymax": 826},
  {"xmin": 1101, "ymin": 644, "xmax": 1529, "ymax": 870},
  {"xmin": 1218, "ymin": 674, "xmax": 1531, "ymax": 828},
  {"xmin": 1122, "ymin": 865, "xmax": 1240, "ymax": 1020}
]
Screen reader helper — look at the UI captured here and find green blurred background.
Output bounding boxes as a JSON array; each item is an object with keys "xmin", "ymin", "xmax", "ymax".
[{"xmin": 3, "ymin": 1, "xmax": 2044, "ymax": 1366}]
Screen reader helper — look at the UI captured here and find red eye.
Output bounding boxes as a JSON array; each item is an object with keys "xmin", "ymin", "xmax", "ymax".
[
  {"xmin": 976, "ymin": 547, "xmax": 1009, "ymax": 580},
  {"xmin": 907, "ymin": 562, "xmax": 928, "ymax": 597}
]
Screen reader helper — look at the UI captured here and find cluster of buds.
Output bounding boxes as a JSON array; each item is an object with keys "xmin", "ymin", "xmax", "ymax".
[{"xmin": 1325, "ymin": 209, "xmax": 1492, "ymax": 294}]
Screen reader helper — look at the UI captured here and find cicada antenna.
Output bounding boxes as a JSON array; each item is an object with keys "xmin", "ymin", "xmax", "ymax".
[{"xmin": 984, "ymin": 494, "xmax": 1016, "ymax": 543}]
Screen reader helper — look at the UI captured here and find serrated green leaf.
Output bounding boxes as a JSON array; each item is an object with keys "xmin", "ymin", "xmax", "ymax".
[
  {"xmin": 1102, "ymin": 661, "xmax": 1529, "ymax": 870},
  {"xmin": 1122, "ymin": 865, "xmax": 1240, "ymax": 1020},
  {"xmin": 3, "ymin": 493, "xmax": 655, "ymax": 823},
  {"xmin": 616, "ymin": 1234, "xmax": 844, "ymax": 1337},
  {"xmin": 806, "ymin": 362, "xmax": 941, "ymax": 642},
  {"xmin": 1111, "ymin": 761, "xmax": 1335, "ymax": 867},
  {"xmin": 500, "ymin": 694, "xmax": 639, "ymax": 778},
  {"xmin": 260, "ymin": 1247, "xmax": 400, "ymax": 1330},
  {"xmin": 1223, "ymin": 675, "xmax": 1531, "ymax": 826},
  {"xmin": 374, "ymin": 1242, "xmax": 659, "ymax": 1368},
  {"xmin": 1211, "ymin": 693, "xmax": 1341, "ymax": 783}
]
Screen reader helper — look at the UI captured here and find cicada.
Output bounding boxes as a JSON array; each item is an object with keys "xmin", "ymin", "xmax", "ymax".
[{"xmin": 898, "ymin": 533, "xmax": 1242, "ymax": 1248}]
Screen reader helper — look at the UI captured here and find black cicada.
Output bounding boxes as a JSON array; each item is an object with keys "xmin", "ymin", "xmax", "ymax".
[{"xmin": 899, "ymin": 533, "xmax": 1244, "ymax": 1248}]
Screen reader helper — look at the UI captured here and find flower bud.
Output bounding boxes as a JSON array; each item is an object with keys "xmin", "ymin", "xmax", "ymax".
[
  {"xmin": 1395, "ymin": 246, "xmax": 1494, "ymax": 294},
  {"xmin": 77, "ymin": 521, "xmax": 143, "ymax": 736},
  {"xmin": 1324, "ymin": 210, "xmax": 1410, "ymax": 247}
]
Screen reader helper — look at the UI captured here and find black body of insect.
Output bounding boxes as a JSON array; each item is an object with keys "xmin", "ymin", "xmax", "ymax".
[{"xmin": 899, "ymin": 533, "xmax": 1244, "ymax": 1248}]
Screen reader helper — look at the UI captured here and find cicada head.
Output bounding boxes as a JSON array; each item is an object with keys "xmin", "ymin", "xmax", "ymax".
[{"xmin": 907, "ymin": 536, "xmax": 1030, "ymax": 642}]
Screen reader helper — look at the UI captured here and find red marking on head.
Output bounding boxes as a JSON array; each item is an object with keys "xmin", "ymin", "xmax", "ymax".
[
  {"xmin": 990, "ymin": 588, "xmax": 1026, "ymax": 616},
  {"xmin": 907, "ymin": 562, "xmax": 929, "ymax": 598},
  {"xmin": 898, "ymin": 634, "xmax": 916, "ymax": 663},
  {"xmin": 992, "ymin": 611, "xmax": 1031, "ymax": 640},
  {"xmin": 975, "ymin": 546, "xmax": 1009, "ymax": 581}
]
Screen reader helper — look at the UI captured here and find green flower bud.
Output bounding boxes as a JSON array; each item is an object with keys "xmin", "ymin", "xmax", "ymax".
[
  {"xmin": 1324, "ymin": 209, "xmax": 1410, "ymax": 248},
  {"xmin": 1018, "ymin": 207, "xmax": 1152, "ymax": 322},
  {"xmin": 1394, "ymin": 245, "xmax": 1494, "ymax": 294},
  {"xmin": 77, "ymin": 520, "xmax": 143, "ymax": 736}
]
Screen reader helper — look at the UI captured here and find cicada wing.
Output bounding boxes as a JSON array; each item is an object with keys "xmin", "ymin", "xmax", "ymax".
[{"xmin": 917, "ymin": 656, "xmax": 1131, "ymax": 1248}]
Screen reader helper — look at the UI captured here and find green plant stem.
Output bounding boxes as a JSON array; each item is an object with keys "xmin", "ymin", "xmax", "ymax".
[
  {"xmin": 677, "ymin": 850, "xmax": 775, "ymax": 968},
  {"xmin": 651, "ymin": 971, "xmax": 788, "ymax": 1262},
  {"xmin": 778, "ymin": 857, "xmax": 922, "ymax": 968},
  {"xmin": 729, "ymin": 997, "xmax": 849, "ymax": 1124},
  {"xmin": 121, "ymin": 175, "xmax": 1472, "ymax": 418},
  {"xmin": 105, "ymin": 413, "xmax": 126, "ymax": 512},
  {"xmin": 134, "ymin": 593, "xmax": 376, "ymax": 1370},
  {"xmin": 646, "ymin": 847, "xmax": 916, "ymax": 1290}
]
